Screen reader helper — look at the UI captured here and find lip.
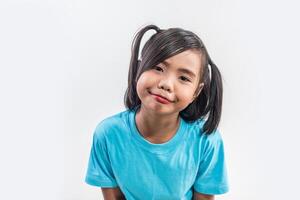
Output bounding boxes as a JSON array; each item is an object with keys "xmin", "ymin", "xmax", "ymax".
[{"xmin": 148, "ymin": 91, "xmax": 173, "ymax": 104}]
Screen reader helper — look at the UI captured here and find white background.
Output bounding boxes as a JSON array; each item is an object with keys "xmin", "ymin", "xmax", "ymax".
[{"xmin": 0, "ymin": 0, "xmax": 300, "ymax": 199}]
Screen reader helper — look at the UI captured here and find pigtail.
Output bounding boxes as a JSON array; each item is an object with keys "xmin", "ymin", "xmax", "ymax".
[
  {"xmin": 202, "ymin": 54, "xmax": 223, "ymax": 135},
  {"xmin": 124, "ymin": 25, "xmax": 160, "ymax": 109},
  {"xmin": 180, "ymin": 45, "xmax": 223, "ymax": 135}
]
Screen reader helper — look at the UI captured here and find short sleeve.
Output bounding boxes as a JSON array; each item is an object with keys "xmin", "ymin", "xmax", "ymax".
[
  {"xmin": 85, "ymin": 122, "xmax": 118, "ymax": 187},
  {"xmin": 193, "ymin": 130, "xmax": 229, "ymax": 195}
]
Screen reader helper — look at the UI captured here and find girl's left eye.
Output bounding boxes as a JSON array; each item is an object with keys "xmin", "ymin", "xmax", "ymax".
[{"xmin": 180, "ymin": 76, "xmax": 191, "ymax": 82}]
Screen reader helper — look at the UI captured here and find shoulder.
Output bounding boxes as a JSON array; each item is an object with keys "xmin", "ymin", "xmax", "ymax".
[
  {"xmin": 93, "ymin": 109, "xmax": 131, "ymax": 140},
  {"xmin": 185, "ymin": 118, "xmax": 224, "ymax": 149}
]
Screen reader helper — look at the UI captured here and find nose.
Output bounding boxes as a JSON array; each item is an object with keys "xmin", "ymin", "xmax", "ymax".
[{"xmin": 157, "ymin": 76, "xmax": 173, "ymax": 92}]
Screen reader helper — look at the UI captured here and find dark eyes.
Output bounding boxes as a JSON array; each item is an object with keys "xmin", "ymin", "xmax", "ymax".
[
  {"xmin": 179, "ymin": 76, "xmax": 190, "ymax": 82},
  {"xmin": 154, "ymin": 66, "xmax": 163, "ymax": 72},
  {"xmin": 154, "ymin": 66, "xmax": 191, "ymax": 82}
]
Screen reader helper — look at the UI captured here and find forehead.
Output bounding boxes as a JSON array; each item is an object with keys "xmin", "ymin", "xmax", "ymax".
[{"xmin": 160, "ymin": 50, "xmax": 202, "ymax": 78}]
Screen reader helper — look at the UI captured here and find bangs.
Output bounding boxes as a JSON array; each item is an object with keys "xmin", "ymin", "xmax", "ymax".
[{"xmin": 139, "ymin": 28, "xmax": 204, "ymax": 74}]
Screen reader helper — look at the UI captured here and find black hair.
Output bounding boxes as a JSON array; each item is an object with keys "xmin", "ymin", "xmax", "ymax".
[{"xmin": 124, "ymin": 24, "xmax": 223, "ymax": 135}]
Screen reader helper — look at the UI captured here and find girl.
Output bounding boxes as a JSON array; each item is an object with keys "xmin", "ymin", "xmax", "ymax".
[{"xmin": 85, "ymin": 24, "xmax": 229, "ymax": 200}]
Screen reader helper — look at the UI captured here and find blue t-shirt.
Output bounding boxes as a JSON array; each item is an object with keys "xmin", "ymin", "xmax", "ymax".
[{"xmin": 85, "ymin": 107, "xmax": 229, "ymax": 199}]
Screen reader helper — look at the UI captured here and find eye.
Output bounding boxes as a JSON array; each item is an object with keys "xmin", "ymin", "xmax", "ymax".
[
  {"xmin": 154, "ymin": 66, "xmax": 163, "ymax": 72},
  {"xmin": 179, "ymin": 76, "xmax": 191, "ymax": 82}
]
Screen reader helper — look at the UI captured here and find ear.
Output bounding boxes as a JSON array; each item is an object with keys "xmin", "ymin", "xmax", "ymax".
[{"xmin": 192, "ymin": 83, "xmax": 204, "ymax": 101}]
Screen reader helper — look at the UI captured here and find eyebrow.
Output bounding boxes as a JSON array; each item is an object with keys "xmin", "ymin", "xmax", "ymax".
[{"xmin": 161, "ymin": 61, "xmax": 197, "ymax": 78}]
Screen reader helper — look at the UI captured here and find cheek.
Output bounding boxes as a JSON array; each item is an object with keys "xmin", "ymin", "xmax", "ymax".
[
  {"xmin": 177, "ymin": 86, "xmax": 197, "ymax": 104},
  {"xmin": 179, "ymin": 91, "xmax": 194, "ymax": 102},
  {"xmin": 136, "ymin": 73, "xmax": 153, "ymax": 94}
]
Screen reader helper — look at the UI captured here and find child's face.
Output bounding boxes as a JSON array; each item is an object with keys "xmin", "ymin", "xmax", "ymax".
[{"xmin": 136, "ymin": 49, "xmax": 204, "ymax": 115}]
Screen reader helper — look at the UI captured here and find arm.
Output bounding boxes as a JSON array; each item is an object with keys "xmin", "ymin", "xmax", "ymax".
[
  {"xmin": 193, "ymin": 191, "xmax": 215, "ymax": 200},
  {"xmin": 101, "ymin": 187, "xmax": 126, "ymax": 200}
]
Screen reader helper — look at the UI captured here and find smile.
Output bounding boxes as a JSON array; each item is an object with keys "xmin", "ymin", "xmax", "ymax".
[{"xmin": 148, "ymin": 91, "xmax": 173, "ymax": 104}]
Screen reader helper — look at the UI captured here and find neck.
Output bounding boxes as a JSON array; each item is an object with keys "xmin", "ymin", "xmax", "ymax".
[{"xmin": 135, "ymin": 104, "xmax": 180, "ymax": 144}]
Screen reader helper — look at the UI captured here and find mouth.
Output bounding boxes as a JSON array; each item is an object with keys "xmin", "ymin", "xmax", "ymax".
[{"xmin": 148, "ymin": 91, "xmax": 173, "ymax": 104}]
